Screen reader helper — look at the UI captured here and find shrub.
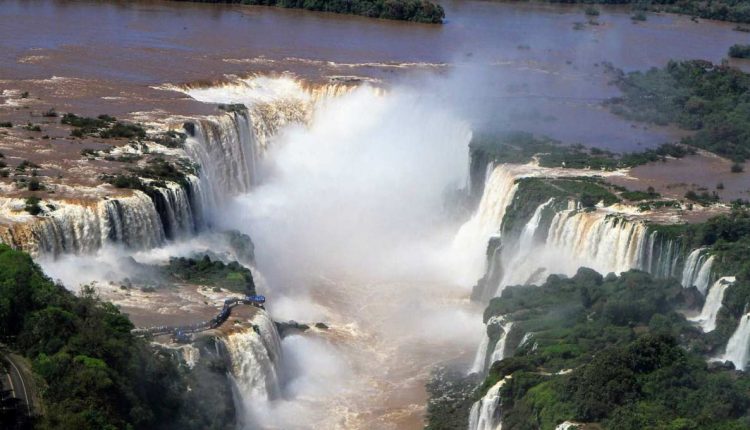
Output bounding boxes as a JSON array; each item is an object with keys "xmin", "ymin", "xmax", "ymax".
[
  {"xmin": 631, "ymin": 11, "xmax": 647, "ymax": 21},
  {"xmin": 731, "ymin": 163, "xmax": 744, "ymax": 173},
  {"xmin": 24, "ymin": 196, "xmax": 42, "ymax": 215},
  {"xmin": 23, "ymin": 123, "xmax": 41, "ymax": 132},
  {"xmin": 729, "ymin": 44, "xmax": 750, "ymax": 59},
  {"xmin": 28, "ymin": 179, "xmax": 41, "ymax": 191}
]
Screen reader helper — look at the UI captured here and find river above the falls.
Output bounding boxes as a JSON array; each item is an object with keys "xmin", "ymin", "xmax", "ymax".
[{"xmin": 3, "ymin": 0, "xmax": 749, "ymax": 150}]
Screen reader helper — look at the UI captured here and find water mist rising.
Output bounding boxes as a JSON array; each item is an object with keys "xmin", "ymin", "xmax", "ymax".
[{"xmin": 212, "ymin": 82, "xmax": 482, "ymax": 428}]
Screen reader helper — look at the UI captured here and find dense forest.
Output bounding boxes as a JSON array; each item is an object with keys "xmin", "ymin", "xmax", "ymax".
[
  {"xmin": 170, "ymin": 0, "xmax": 445, "ymax": 23},
  {"xmin": 528, "ymin": 0, "xmax": 750, "ymax": 23},
  {"xmin": 0, "ymin": 245, "xmax": 234, "ymax": 429},
  {"xmin": 428, "ymin": 268, "xmax": 750, "ymax": 429},
  {"xmin": 610, "ymin": 60, "xmax": 750, "ymax": 162}
]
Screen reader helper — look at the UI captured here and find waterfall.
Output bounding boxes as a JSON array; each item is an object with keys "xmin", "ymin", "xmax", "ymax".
[
  {"xmin": 640, "ymin": 231, "xmax": 681, "ymax": 279},
  {"xmin": 690, "ymin": 277, "xmax": 735, "ymax": 332},
  {"xmin": 488, "ymin": 321, "xmax": 514, "ymax": 365},
  {"xmin": 224, "ymin": 310, "xmax": 283, "ymax": 403},
  {"xmin": 184, "ymin": 112, "xmax": 260, "ymax": 209},
  {"xmin": 495, "ymin": 199, "xmax": 556, "ymax": 291},
  {"xmin": 469, "ymin": 316, "xmax": 510, "ymax": 374},
  {"xmin": 546, "ymin": 210, "xmax": 649, "ymax": 276},
  {"xmin": 454, "ymin": 164, "xmax": 520, "ymax": 281},
  {"xmin": 470, "ymin": 332, "xmax": 491, "ymax": 375},
  {"xmin": 681, "ymin": 249, "xmax": 714, "ymax": 294},
  {"xmin": 0, "ymin": 192, "xmax": 166, "ymax": 257},
  {"xmin": 152, "ymin": 180, "xmax": 198, "ymax": 239},
  {"xmin": 517, "ymin": 198, "xmax": 554, "ymax": 255},
  {"xmin": 718, "ymin": 313, "xmax": 750, "ymax": 371},
  {"xmin": 467, "ymin": 378, "xmax": 506, "ymax": 430}
]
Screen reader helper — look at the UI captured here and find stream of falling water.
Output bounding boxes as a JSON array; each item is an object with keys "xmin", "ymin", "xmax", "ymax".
[
  {"xmin": 210, "ymin": 79, "xmax": 483, "ymax": 428},
  {"xmin": 254, "ymin": 277, "xmax": 482, "ymax": 429}
]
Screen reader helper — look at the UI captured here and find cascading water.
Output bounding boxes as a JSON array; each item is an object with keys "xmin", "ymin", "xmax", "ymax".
[
  {"xmin": 0, "ymin": 192, "xmax": 166, "ymax": 257},
  {"xmin": 690, "ymin": 277, "xmax": 735, "ymax": 332},
  {"xmin": 681, "ymin": 249, "xmax": 714, "ymax": 294},
  {"xmin": 153, "ymin": 180, "xmax": 198, "ymax": 239},
  {"xmin": 453, "ymin": 164, "xmax": 520, "ymax": 282},
  {"xmin": 470, "ymin": 333, "xmax": 491, "ymax": 375},
  {"xmin": 184, "ymin": 112, "xmax": 261, "ymax": 207},
  {"xmin": 469, "ymin": 316, "xmax": 512, "ymax": 374},
  {"xmin": 517, "ymin": 198, "xmax": 554, "ymax": 255},
  {"xmin": 718, "ymin": 313, "xmax": 750, "ymax": 371},
  {"xmin": 488, "ymin": 321, "xmax": 514, "ymax": 365},
  {"xmin": 546, "ymin": 210, "xmax": 649, "ymax": 276},
  {"xmin": 640, "ymin": 231, "xmax": 682, "ymax": 279},
  {"xmin": 224, "ymin": 310, "xmax": 283, "ymax": 411},
  {"xmin": 467, "ymin": 378, "xmax": 506, "ymax": 430}
]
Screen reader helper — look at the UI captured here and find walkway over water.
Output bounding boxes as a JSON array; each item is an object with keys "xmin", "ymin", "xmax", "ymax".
[{"xmin": 132, "ymin": 295, "xmax": 266, "ymax": 338}]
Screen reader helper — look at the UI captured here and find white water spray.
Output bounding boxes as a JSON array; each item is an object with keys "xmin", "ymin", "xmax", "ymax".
[
  {"xmin": 718, "ymin": 313, "xmax": 750, "ymax": 371},
  {"xmin": 690, "ymin": 276, "xmax": 735, "ymax": 332}
]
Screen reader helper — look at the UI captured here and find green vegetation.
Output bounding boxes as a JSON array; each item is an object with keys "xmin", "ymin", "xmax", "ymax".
[
  {"xmin": 171, "ymin": 0, "xmax": 445, "ymax": 23},
  {"xmin": 166, "ymin": 255, "xmax": 256, "ymax": 294},
  {"xmin": 528, "ymin": 0, "xmax": 750, "ymax": 24},
  {"xmin": 27, "ymin": 179, "xmax": 42, "ymax": 192},
  {"xmin": 584, "ymin": 5, "xmax": 599, "ymax": 16},
  {"xmin": 456, "ymin": 269, "xmax": 750, "ymax": 430},
  {"xmin": 0, "ymin": 245, "xmax": 234, "ymax": 429},
  {"xmin": 217, "ymin": 103, "xmax": 247, "ymax": 113},
  {"xmin": 685, "ymin": 189, "xmax": 721, "ymax": 206},
  {"xmin": 103, "ymin": 154, "xmax": 143, "ymax": 163},
  {"xmin": 15, "ymin": 160, "xmax": 40, "ymax": 172},
  {"xmin": 24, "ymin": 197, "xmax": 42, "ymax": 215},
  {"xmin": 100, "ymin": 122, "xmax": 147, "ymax": 139},
  {"xmin": 23, "ymin": 123, "xmax": 41, "ymax": 132},
  {"xmin": 620, "ymin": 186, "xmax": 660, "ymax": 201},
  {"xmin": 470, "ymin": 131, "xmax": 694, "ymax": 171},
  {"xmin": 0, "ymin": 122, "xmax": 11, "ymax": 128},
  {"xmin": 102, "ymin": 158, "xmax": 190, "ymax": 193},
  {"xmin": 732, "ymin": 162, "xmax": 744, "ymax": 173},
  {"xmin": 62, "ymin": 113, "xmax": 146, "ymax": 140},
  {"xmin": 729, "ymin": 44, "xmax": 750, "ymax": 58},
  {"xmin": 611, "ymin": 60, "xmax": 750, "ymax": 161},
  {"xmin": 425, "ymin": 368, "xmax": 480, "ymax": 430},
  {"xmin": 647, "ymin": 210, "xmax": 750, "ymax": 348},
  {"xmin": 630, "ymin": 10, "xmax": 647, "ymax": 21},
  {"xmin": 152, "ymin": 130, "xmax": 187, "ymax": 149}
]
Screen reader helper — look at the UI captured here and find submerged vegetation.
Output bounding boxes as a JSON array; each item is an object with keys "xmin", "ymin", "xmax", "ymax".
[
  {"xmin": 611, "ymin": 60, "xmax": 750, "ymax": 162},
  {"xmin": 170, "ymin": 0, "xmax": 445, "ymax": 23},
  {"xmin": 528, "ymin": 0, "xmax": 750, "ymax": 24}
]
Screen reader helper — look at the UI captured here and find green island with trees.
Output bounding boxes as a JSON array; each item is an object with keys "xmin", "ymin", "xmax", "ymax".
[
  {"xmin": 169, "ymin": 0, "xmax": 445, "ymax": 23},
  {"xmin": 428, "ymin": 268, "xmax": 750, "ymax": 430}
]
